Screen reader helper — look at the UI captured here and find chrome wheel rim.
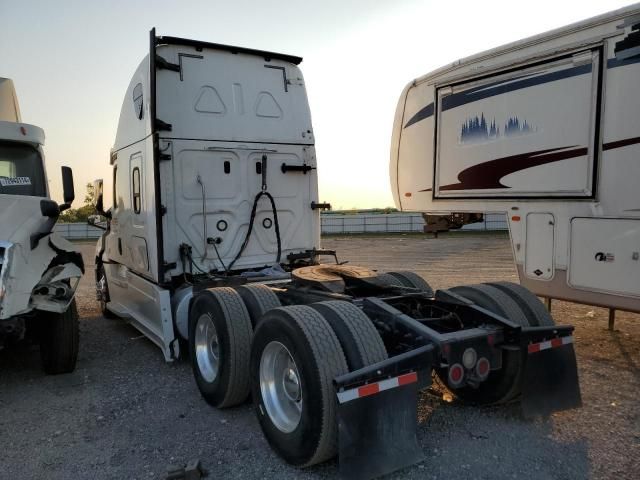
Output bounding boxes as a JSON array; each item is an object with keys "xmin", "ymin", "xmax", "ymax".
[
  {"xmin": 195, "ymin": 313, "xmax": 220, "ymax": 383},
  {"xmin": 260, "ymin": 341, "xmax": 302, "ymax": 433}
]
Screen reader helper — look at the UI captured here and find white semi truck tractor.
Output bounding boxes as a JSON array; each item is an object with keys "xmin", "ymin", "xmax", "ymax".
[
  {"xmin": 0, "ymin": 78, "xmax": 83, "ymax": 374},
  {"xmin": 92, "ymin": 28, "xmax": 585, "ymax": 479}
]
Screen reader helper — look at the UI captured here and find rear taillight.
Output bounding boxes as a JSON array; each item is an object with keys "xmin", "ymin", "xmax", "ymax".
[
  {"xmin": 476, "ymin": 357, "xmax": 490, "ymax": 380},
  {"xmin": 448, "ymin": 363, "xmax": 464, "ymax": 387}
]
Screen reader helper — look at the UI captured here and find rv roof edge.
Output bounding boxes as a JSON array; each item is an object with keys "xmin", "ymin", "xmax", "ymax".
[{"xmin": 411, "ymin": 3, "xmax": 640, "ymax": 86}]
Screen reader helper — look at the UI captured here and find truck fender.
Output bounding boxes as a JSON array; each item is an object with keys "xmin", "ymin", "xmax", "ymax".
[
  {"xmin": 45, "ymin": 263, "xmax": 83, "ymax": 283},
  {"xmin": 48, "ymin": 234, "xmax": 85, "ymax": 274}
]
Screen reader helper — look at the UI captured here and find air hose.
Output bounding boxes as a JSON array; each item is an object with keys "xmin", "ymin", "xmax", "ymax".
[{"xmin": 227, "ymin": 154, "xmax": 281, "ymax": 271}]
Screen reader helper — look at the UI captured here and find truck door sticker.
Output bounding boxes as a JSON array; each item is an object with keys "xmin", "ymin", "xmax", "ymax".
[{"xmin": 0, "ymin": 176, "xmax": 31, "ymax": 186}]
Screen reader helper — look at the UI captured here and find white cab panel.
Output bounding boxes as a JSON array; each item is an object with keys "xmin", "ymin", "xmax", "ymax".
[{"xmin": 155, "ymin": 45, "xmax": 313, "ymax": 145}]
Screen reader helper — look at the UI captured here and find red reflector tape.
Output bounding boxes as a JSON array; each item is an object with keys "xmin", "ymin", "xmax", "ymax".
[
  {"xmin": 337, "ymin": 372, "xmax": 418, "ymax": 404},
  {"xmin": 398, "ymin": 372, "xmax": 418, "ymax": 386},
  {"xmin": 358, "ymin": 383, "xmax": 379, "ymax": 398},
  {"xmin": 528, "ymin": 335, "xmax": 573, "ymax": 354}
]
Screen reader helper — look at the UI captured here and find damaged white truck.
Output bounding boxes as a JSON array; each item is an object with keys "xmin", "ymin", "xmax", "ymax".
[{"xmin": 0, "ymin": 78, "xmax": 82, "ymax": 374}]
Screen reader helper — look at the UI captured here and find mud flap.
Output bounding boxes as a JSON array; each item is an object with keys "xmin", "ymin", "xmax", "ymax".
[
  {"xmin": 521, "ymin": 340, "xmax": 581, "ymax": 418},
  {"xmin": 337, "ymin": 379, "xmax": 423, "ymax": 479}
]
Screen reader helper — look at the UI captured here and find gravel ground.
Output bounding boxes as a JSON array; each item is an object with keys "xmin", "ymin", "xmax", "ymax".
[{"xmin": 0, "ymin": 233, "xmax": 638, "ymax": 479}]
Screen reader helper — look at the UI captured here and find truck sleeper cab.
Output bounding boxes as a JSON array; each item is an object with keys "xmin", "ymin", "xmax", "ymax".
[{"xmin": 95, "ymin": 30, "xmax": 582, "ymax": 479}]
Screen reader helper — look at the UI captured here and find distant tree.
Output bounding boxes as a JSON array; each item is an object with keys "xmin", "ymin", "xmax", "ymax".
[{"xmin": 59, "ymin": 183, "xmax": 96, "ymax": 223}]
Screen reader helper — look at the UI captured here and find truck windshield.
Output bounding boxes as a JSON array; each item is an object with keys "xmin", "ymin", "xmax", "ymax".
[{"xmin": 0, "ymin": 142, "xmax": 46, "ymax": 197}]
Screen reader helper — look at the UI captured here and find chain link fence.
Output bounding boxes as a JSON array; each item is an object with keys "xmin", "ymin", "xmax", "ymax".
[
  {"xmin": 54, "ymin": 223, "xmax": 104, "ymax": 240},
  {"xmin": 320, "ymin": 212, "xmax": 507, "ymax": 234},
  {"xmin": 54, "ymin": 213, "xmax": 507, "ymax": 240}
]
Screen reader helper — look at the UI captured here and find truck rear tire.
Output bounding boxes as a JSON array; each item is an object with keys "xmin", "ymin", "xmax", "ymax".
[
  {"xmin": 236, "ymin": 284, "xmax": 281, "ymax": 327},
  {"xmin": 435, "ymin": 284, "xmax": 529, "ymax": 404},
  {"xmin": 310, "ymin": 300, "xmax": 387, "ymax": 371},
  {"xmin": 40, "ymin": 299, "xmax": 79, "ymax": 375},
  {"xmin": 375, "ymin": 273, "xmax": 405, "ymax": 287},
  {"xmin": 189, "ymin": 287, "xmax": 253, "ymax": 408},
  {"xmin": 487, "ymin": 281, "xmax": 555, "ymax": 326},
  {"xmin": 96, "ymin": 263, "xmax": 117, "ymax": 319},
  {"xmin": 250, "ymin": 305, "xmax": 348, "ymax": 467},
  {"xmin": 387, "ymin": 271, "xmax": 434, "ymax": 296}
]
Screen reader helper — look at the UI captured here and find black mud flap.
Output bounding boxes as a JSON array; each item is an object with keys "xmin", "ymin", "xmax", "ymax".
[
  {"xmin": 337, "ymin": 377, "xmax": 423, "ymax": 479},
  {"xmin": 521, "ymin": 339, "xmax": 581, "ymax": 418}
]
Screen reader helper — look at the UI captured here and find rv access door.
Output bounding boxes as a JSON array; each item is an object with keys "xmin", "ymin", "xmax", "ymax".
[{"xmin": 434, "ymin": 48, "xmax": 602, "ymax": 199}]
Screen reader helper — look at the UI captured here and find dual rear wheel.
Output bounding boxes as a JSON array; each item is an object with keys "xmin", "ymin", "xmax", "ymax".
[
  {"xmin": 188, "ymin": 285, "xmax": 387, "ymax": 467},
  {"xmin": 188, "ymin": 278, "xmax": 550, "ymax": 465},
  {"xmin": 251, "ymin": 302, "xmax": 387, "ymax": 466}
]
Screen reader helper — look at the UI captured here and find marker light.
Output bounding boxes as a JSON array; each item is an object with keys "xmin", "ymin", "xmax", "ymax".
[{"xmin": 462, "ymin": 348, "xmax": 477, "ymax": 369}]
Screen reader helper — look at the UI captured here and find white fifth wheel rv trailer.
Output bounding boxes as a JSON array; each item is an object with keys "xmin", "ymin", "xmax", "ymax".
[
  {"xmin": 391, "ymin": 4, "xmax": 640, "ymax": 320},
  {"xmin": 93, "ymin": 29, "xmax": 583, "ymax": 479}
]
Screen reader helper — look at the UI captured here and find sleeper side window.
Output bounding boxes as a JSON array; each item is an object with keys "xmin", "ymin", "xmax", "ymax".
[
  {"xmin": 112, "ymin": 166, "xmax": 117, "ymax": 210},
  {"xmin": 132, "ymin": 167, "xmax": 141, "ymax": 214}
]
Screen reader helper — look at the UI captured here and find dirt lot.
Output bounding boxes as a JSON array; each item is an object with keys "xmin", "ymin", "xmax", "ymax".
[{"xmin": 1, "ymin": 233, "xmax": 638, "ymax": 479}]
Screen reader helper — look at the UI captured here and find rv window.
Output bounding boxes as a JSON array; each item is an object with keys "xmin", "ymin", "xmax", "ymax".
[{"xmin": 132, "ymin": 167, "xmax": 141, "ymax": 213}]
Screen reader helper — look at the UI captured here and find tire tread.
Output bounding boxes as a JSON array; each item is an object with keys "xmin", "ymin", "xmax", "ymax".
[
  {"xmin": 211, "ymin": 288, "xmax": 254, "ymax": 407},
  {"xmin": 487, "ymin": 281, "xmax": 555, "ymax": 327},
  {"xmin": 40, "ymin": 299, "xmax": 79, "ymax": 375},
  {"xmin": 387, "ymin": 271, "xmax": 434, "ymax": 296},
  {"xmin": 236, "ymin": 284, "xmax": 281, "ymax": 327},
  {"xmin": 273, "ymin": 305, "xmax": 348, "ymax": 466},
  {"xmin": 310, "ymin": 301, "xmax": 387, "ymax": 370}
]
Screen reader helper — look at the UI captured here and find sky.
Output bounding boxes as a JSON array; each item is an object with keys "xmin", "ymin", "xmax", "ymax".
[{"xmin": 0, "ymin": 0, "xmax": 634, "ymax": 210}]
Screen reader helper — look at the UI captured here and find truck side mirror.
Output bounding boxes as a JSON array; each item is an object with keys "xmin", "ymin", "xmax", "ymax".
[
  {"xmin": 40, "ymin": 199, "xmax": 60, "ymax": 218},
  {"xmin": 60, "ymin": 166, "xmax": 75, "ymax": 212},
  {"xmin": 93, "ymin": 178, "xmax": 107, "ymax": 216}
]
